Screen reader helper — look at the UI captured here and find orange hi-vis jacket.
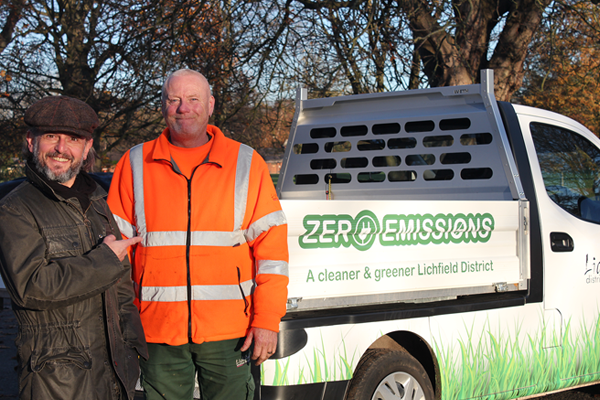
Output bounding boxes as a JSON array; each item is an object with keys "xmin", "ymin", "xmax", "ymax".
[{"xmin": 107, "ymin": 125, "xmax": 289, "ymax": 346}]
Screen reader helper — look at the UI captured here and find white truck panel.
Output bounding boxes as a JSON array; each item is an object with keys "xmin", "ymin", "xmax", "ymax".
[{"xmin": 283, "ymin": 199, "xmax": 527, "ymax": 310}]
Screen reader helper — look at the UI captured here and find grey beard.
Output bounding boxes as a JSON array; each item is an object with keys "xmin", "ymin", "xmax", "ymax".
[{"xmin": 32, "ymin": 139, "xmax": 84, "ymax": 184}]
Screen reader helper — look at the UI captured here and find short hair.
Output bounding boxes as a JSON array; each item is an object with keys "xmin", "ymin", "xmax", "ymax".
[
  {"xmin": 161, "ymin": 69, "xmax": 213, "ymax": 104},
  {"xmin": 82, "ymin": 146, "xmax": 96, "ymax": 172}
]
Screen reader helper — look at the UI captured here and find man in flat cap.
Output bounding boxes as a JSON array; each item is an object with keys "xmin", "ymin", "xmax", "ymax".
[{"xmin": 0, "ymin": 96, "xmax": 148, "ymax": 400}]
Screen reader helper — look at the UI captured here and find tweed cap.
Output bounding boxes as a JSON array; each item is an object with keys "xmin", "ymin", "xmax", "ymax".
[{"xmin": 24, "ymin": 96, "xmax": 98, "ymax": 139}]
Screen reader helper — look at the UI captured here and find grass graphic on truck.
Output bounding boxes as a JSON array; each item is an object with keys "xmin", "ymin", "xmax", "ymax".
[
  {"xmin": 299, "ymin": 210, "xmax": 495, "ymax": 251},
  {"xmin": 264, "ymin": 313, "xmax": 600, "ymax": 400}
]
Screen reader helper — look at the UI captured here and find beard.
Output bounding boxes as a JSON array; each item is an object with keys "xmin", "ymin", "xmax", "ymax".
[{"xmin": 32, "ymin": 138, "xmax": 85, "ymax": 184}]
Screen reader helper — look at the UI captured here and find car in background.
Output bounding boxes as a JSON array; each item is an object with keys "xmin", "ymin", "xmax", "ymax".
[{"xmin": 0, "ymin": 172, "xmax": 113, "ymax": 200}]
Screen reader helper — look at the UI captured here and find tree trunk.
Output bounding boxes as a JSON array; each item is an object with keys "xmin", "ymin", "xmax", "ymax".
[
  {"xmin": 489, "ymin": 0, "xmax": 551, "ymax": 100},
  {"xmin": 404, "ymin": 0, "xmax": 550, "ymax": 100},
  {"xmin": 0, "ymin": 0, "xmax": 25, "ymax": 54}
]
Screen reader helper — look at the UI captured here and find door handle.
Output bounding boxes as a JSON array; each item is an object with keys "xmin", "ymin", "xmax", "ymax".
[{"xmin": 550, "ymin": 232, "xmax": 574, "ymax": 252}]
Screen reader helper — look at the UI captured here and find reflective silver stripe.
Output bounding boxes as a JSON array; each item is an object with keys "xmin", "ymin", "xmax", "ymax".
[
  {"xmin": 144, "ymin": 231, "xmax": 187, "ymax": 247},
  {"xmin": 244, "ymin": 210, "xmax": 287, "ymax": 242},
  {"xmin": 143, "ymin": 230, "xmax": 247, "ymax": 247},
  {"xmin": 191, "ymin": 230, "xmax": 246, "ymax": 247},
  {"xmin": 113, "ymin": 214, "xmax": 136, "ymax": 239},
  {"xmin": 192, "ymin": 279, "xmax": 255, "ymax": 301},
  {"xmin": 257, "ymin": 260, "xmax": 289, "ymax": 277},
  {"xmin": 234, "ymin": 145, "xmax": 253, "ymax": 231},
  {"xmin": 140, "ymin": 280, "xmax": 255, "ymax": 302},
  {"xmin": 141, "ymin": 285, "xmax": 187, "ymax": 302},
  {"xmin": 129, "ymin": 144, "xmax": 146, "ymax": 238}
]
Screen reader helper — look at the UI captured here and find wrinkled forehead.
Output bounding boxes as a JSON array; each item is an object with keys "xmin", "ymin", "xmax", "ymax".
[
  {"xmin": 29, "ymin": 129, "xmax": 88, "ymax": 140},
  {"xmin": 162, "ymin": 71, "xmax": 211, "ymax": 100}
]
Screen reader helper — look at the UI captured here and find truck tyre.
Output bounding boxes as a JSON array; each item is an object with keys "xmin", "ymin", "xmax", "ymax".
[{"xmin": 345, "ymin": 348, "xmax": 434, "ymax": 400}]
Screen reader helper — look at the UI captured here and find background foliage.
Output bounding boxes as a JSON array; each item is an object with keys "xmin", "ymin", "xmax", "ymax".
[
  {"xmin": 516, "ymin": 1, "xmax": 600, "ymax": 136},
  {"xmin": 0, "ymin": 0, "xmax": 598, "ymax": 182}
]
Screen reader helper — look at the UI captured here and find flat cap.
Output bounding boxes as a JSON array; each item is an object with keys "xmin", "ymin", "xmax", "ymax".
[{"xmin": 24, "ymin": 96, "xmax": 99, "ymax": 139}]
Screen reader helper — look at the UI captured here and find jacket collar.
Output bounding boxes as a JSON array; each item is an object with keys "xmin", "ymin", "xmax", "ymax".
[
  {"xmin": 25, "ymin": 163, "xmax": 105, "ymax": 203},
  {"xmin": 152, "ymin": 125, "xmax": 230, "ymax": 168}
]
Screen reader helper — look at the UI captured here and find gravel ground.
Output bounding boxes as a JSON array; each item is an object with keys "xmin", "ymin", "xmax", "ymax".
[
  {"xmin": 1, "ymin": 292, "xmax": 599, "ymax": 400},
  {"xmin": 537, "ymin": 386, "xmax": 600, "ymax": 400}
]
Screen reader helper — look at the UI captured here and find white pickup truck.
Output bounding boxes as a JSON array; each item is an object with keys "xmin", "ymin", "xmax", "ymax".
[
  {"xmin": 1, "ymin": 70, "xmax": 598, "ymax": 400},
  {"xmin": 259, "ymin": 70, "xmax": 600, "ymax": 400}
]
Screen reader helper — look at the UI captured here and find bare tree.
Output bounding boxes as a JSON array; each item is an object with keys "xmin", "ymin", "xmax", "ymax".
[
  {"xmin": 294, "ymin": 0, "xmax": 416, "ymax": 94},
  {"xmin": 291, "ymin": 0, "xmax": 566, "ymax": 100},
  {"xmin": 0, "ymin": 0, "xmax": 169, "ymax": 173},
  {"xmin": 0, "ymin": 0, "xmax": 300, "ymax": 177},
  {"xmin": 2, "ymin": 0, "xmax": 598, "ymax": 182},
  {"xmin": 0, "ymin": 0, "xmax": 26, "ymax": 54},
  {"xmin": 140, "ymin": 0, "xmax": 297, "ymax": 152}
]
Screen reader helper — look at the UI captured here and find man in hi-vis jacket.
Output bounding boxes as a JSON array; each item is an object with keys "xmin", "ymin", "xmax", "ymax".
[{"xmin": 108, "ymin": 69, "xmax": 289, "ymax": 400}]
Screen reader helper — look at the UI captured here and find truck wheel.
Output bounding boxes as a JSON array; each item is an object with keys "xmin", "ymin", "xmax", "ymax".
[{"xmin": 345, "ymin": 348, "xmax": 434, "ymax": 400}]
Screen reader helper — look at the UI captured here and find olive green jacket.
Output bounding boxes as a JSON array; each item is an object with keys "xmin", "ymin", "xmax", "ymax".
[{"xmin": 0, "ymin": 166, "xmax": 148, "ymax": 400}]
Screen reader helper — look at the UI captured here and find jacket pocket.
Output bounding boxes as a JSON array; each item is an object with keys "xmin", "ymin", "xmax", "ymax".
[
  {"xmin": 23, "ymin": 321, "xmax": 92, "ymax": 373},
  {"xmin": 237, "ymin": 267, "xmax": 250, "ymax": 317},
  {"xmin": 19, "ymin": 321, "xmax": 95, "ymax": 399},
  {"xmin": 115, "ymin": 339, "xmax": 141, "ymax": 395},
  {"xmin": 41, "ymin": 226, "xmax": 85, "ymax": 258},
  {"xmin": 27, "ymin": 350, "xmax": 95, "ymax": 400},
  {"xmin": 31, "ymin": 346, "xmax": 92, "ymax": 372}
]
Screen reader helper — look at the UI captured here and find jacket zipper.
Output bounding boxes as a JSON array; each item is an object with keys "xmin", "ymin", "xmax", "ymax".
[
  {"xmin": 166, "ymin": 159, "xmax": 195, "ymax": 342},
  {"xmin": 168, "ymin": 157, "xmax": 205, "ymax": 343},
  {"xmin": 185, "ymin": 165, "xmax": 202, "ymax": 342},
  {"xmin": 186, "ymin": 176, "xmax": 193, "ymax": 342}
]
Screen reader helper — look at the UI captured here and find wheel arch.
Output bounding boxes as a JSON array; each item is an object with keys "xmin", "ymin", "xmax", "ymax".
[{"xmin": 367, "ymin": 331, "xmax": 441, "ymax": 400}]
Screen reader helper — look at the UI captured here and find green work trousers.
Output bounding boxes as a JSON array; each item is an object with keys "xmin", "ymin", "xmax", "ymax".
[{"xmin": 140, "ymin": 338, "xmax": 254, "ymax": 400}]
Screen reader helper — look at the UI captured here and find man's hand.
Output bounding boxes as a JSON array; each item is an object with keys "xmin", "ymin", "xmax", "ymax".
[
  {"xmin": 102, "ymin": 234, "xmax": 142, "ymax": 261},
  {"xmin": 240, "ymin": 327, "xmax": 277, "ymax": 366}
]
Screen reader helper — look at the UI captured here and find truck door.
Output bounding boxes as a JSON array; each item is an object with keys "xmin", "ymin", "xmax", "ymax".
[{"xmin": 516, "ymin": 105, "xmax": 600, "ymax": 350}]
